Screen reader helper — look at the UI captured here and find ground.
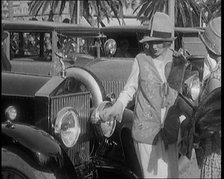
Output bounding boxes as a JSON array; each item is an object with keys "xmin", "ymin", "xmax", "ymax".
[{"xmin": 179, "ymin": 149, "xmax": 200, "ymax": 178}]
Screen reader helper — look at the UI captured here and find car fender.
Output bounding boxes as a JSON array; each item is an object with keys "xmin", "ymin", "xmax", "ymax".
[
  {"xmin": 118, "ymin": 109, "xmax": 143, "ymax": 178},
  {"xmin": 66, "ymin": 66, "xmax": 105, "ymax": 107},
  {"xmin": 2, "ymin": 122, "xmax": 76, "ymax": 179},
  {"xmin": 120, "ymin": 108, "xmax": 134, "ymax": 129},
  {"xmin": 94, "ymin": 158, "xmax": 139, "ymax": 179}
]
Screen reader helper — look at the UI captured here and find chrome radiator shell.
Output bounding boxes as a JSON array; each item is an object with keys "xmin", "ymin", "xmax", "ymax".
[{"xmin": 49, "ymin": 92, "xmax": 91, "ymax": 166}]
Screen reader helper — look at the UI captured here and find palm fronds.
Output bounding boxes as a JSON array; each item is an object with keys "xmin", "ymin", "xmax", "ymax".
[
  {"xmin": 134, "ymin": 0, "xmax": 208, "ymax": 27},
  {"xmin": 28, "ymin": 0, "xmax": 127, "ymax": 26},
  {"xmin": 134, "ymin": 0, "xmax": 166, "ymax": 23}
]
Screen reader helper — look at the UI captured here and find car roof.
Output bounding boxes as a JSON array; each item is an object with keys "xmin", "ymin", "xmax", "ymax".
[
  {"xmin": 100, "ymin": 25, "xmax": 204, "ymax": 34},
  {"xmin": 2, "ymin": 20, "xmax": 100, "ymax": 36}
]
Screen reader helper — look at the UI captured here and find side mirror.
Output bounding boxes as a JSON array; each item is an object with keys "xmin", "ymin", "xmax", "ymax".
[{"xmin": 104, "ymin": 39, "xmax": 117, "ymax": 57}]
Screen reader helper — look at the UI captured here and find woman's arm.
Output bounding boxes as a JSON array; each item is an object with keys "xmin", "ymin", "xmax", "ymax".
[
  {"xmin": 101, "ymin": 58, "xmax": 139, "ymax": 122},
  {"xmin": 117, "ymin": 58, "xmax": 139, "ymax": 110}
]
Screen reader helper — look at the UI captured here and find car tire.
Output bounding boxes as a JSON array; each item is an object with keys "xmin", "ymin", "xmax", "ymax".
[
  {"xmin": 66, "ymin": 66, "xmax": 106, "ymax": 107},
  {"xmin": 2, "ymin": 148, "xmax": 55, "ymax": 179}
]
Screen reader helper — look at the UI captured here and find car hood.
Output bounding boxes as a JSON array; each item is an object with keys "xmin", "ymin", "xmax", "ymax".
[
  {"xmin": 2, "ymin": 72, "xmax": 51, "ymax": 97},
  {"xmin": 86, "ymin": 59, "xmax": 133, "ymax": 82},
  {"xmin": 63, "ymin": 54, "xmax": 96, "ymax": 68}
]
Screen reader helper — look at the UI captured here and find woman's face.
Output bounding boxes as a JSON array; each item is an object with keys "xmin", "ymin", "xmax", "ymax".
[{"xmin": 148, "ymin": 41, "xmax": 169, "ymax": 58}]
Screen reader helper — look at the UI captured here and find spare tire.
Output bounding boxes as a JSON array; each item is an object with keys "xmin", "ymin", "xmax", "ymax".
[{"xmin": 66, "ymin": 66, "xmax": 106, "ymax": 107}]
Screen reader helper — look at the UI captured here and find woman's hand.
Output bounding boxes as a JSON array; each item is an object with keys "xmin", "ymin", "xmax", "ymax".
[{"xmin": 99, "ymin": 100, "xmax": 124, "ymax": 123}]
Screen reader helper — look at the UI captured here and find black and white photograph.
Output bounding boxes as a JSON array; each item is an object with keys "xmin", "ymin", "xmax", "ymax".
[{"xmin": 1, "ymin": 0, "xmax": 221, "ymax": 178}]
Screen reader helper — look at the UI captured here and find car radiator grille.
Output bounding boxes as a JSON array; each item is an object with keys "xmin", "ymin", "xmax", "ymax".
[
  {"xmin": 49, "ymin": 92, "xmax": 90, "ymax": 166},
  {"xmin": 102, "ymin": 81, "xmax": 126, "ymax": 98}
]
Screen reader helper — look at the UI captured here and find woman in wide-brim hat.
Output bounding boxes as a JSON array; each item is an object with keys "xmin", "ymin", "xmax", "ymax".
[{"xmin": 101, "ymin": 12, "xmax": 182, "ymax": 178}]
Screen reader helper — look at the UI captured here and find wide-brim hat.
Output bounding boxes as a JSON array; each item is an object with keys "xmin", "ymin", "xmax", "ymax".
[
  {"xmin": 200, "ymin": 16, "xmax": 221, "ymax": 56},
  {"xmin": 140, "ymin": 12, "xmax": 176, "ymax": 43}
]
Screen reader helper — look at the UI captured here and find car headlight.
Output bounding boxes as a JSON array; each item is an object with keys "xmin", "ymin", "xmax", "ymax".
[
  {"xmin": 91, "ymin": 101, "xmax": 116, "ymax": 138},
  {"xmin": 104, "ymin": 39, "xmax": 117, "ymax": 56},
  {"xmin": 184, "ymin": 74, "xmax": 201, "ymax": 101},
  {"xmin": 54, "ymin": 107, "xmax": 80, "ymax": 148},
  {"xmin": 5, "ymin": 106, "xmax": 17, "ymax": 121}
]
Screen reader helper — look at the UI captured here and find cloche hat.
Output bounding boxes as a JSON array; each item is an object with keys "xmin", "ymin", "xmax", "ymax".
[
  {"xmin": 140, "ymin": 12, "xmax": 176, "ymax": 43},
  {"xmin": 200, "ymin": 16, "xmax": 221, "ymax": 56}
]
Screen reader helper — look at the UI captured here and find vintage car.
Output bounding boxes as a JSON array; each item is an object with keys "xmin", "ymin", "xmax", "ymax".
[
  {"xmin": 2, "ymin": 20, "xmax": 207, "ymax": 104},
  {"xmin": 2, "ymin": 20, "xmax": 212, "ymax": 178},
  {"xmin": 2, "ymin": 20, "xmax": 208, "ymax": 109},
  {"xmin": 2, "ymin": 19, "xmax": 105, "ymax": 108},
  {"xmin": 2, "ymin": 49, "xmax": 142, "ymax": 178},
  {"xmin": 2, "ymin": 21, "xmax": 143, "ymax": 179}
]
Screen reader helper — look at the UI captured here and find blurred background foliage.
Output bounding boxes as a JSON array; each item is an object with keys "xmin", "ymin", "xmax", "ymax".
[{"xmin": 26, "ymin": 0, "xmax": 221, "ymax": 27}]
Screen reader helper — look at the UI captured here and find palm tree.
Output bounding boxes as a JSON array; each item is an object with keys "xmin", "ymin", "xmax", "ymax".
[
  {"xmin": 134, "ymin": 0, "xmax": 207, "ymax": 27},
  {"xmin": 201, "ymin": 0, "xmax": 221, "ymax": 23},
  {"xmin": 28, "ymin": 0, "xmax": 129, "ymax": 26}
]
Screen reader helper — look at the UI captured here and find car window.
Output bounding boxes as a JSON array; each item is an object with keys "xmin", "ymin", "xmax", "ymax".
[
  {"xmin": 10, "ymin": 32, "xmax": 20, "ymax": 58},
  {"xmin": 80, "ymin": 37, "xmax": 99, "ymax": 57},
  {"xmin": 10, "ymin": 32, "xmax": 52, "ymax": 61},
  {"xmin": 23, "ymin": 32, "xmax": 40, "ymax": 56},
  {"xmin": 57, "ymin": 34, "xmax": 97, "ymax": 58},
  {"xmin": 100, "ymin": 31, "xmax": 145, "ymax": 58},
  {"xmin": 43, "ymin": 33, "xmax": 52, "ymax": 61},
  {"xmin": 57, "ymin": 35, "xmax": 77, "ymax": 59}
]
